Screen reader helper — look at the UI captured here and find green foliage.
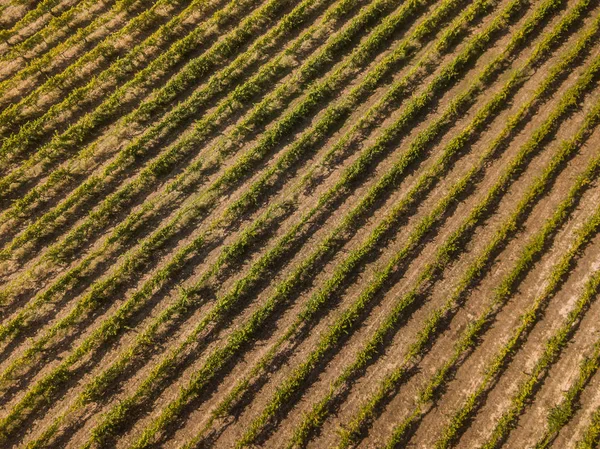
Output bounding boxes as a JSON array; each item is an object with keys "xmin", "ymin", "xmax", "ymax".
[
  {"xmin": 0, "ymin": 0, "xmax": 432, "ymax": 443},
  {"xmin": 0, "ymin": 0, "xmax": 260, "ymax": 193},
  {"xmin": 0, "ymin": 0, "xmax": 139, "ymax": 66},
  {"xmin": 0, "ymin": 0, "xmax": 597, "ymax": 446},
  {"xmin": 0, "ymin": 0, "xmax": 67, "ymax": 43},
  {"xmin": 577, "ymin": 407, "xmax": 600, "ymax": 449},
  {"xmin": 534, "ymin": 343, "xmax": 600, "ymax": 448},
  {"xmin": 430, "ymin": 61, "xmax": 600, "ymax": 449}
]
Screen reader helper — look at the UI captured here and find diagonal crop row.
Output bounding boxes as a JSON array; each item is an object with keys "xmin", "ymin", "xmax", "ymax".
[
  {"xmin": 0, "ymin": 0, "xmax": 184, "ymax": 130},
  {"xmin": 0, "ymin": 0, "xmax": 35, "ymax": 35},
  {"xmin": 230, "ymin": 1, "xmax": 583, "ymax": 445},
  {"xmin": 0, "ymin": 0, "xmax": 450, "ymax": 342},
  {"xmin": 0, "ymin": 0, "xmax": 109, "ymax": 66},
  {"xmin": 0, "ymin": 0, "xmax": 151, "ymax": 95},
  {"xmin": 38, "ymin": 0, "xmax": 520, "ymax": 445},
  {"xmin": 180, "ymin": 0, "xmax": 552, "ymax": 440},
  {"xmin": 0, "ymin": 0, "xmax": 339, "ymax": 312},
  {"xmin": 4, "ymin": 0, "xmax": 351, "ymax": 316},
  {"xmin": 0, "ymin": 0, "xmax": 421, "ymax": 334},
  {"xmin": 0, "ymin": 0, "xmax": 241, "ymax": 166},
  {"xmin": 0, "ymin": 0, "xmax": 500, "ymax": 444},
  {"xmin": 0, "ymin": 197, "xmax": 296, "ymax": 445},
  {"xmin": 577, "ymin": 404, "xmax": 600, "ymax": 449},
  {"xmin": 0, "ymin": 0, "xmax": 337, "ymax": 220},
  {"xmin": 0, "ymin": 0, "xmax": 453, "ymax": 424},
  {"xmin": 372, "ymin": 48, "xmax": 600, "ymax": 449},
  {"xmin": 0, "ymin": 0, "xmax": 74, "ymax": 44},
  {"xmin": 428, "ymin": 85, "xmax": 600, "ymax": 449},
  {"xmin": 381, "ymin": 113, "xmax": 600, "ymax": 449},
  {"xmin": 339, "ymin": 3, "xmax": 600, "ymax": 443},
  {"xmin": 0, "ymin": 0, "xmax": 408, "ymax": 266},
  {"xmin": 480, "ymin": 211, "xmax": 600, "ymax": 449},
  {"xmin": 102, "ymin": 1, "xmax": 562, "ymax": 446},
  {"xmin": 533, "ymin": 341, "xmax": 600, "ymax": 448},
  {"xmin": 0, "ymin": 0, "xmax": 121, "ymax": 70},
  {"xmin": 283, "ymin": 3, "xmax": 598, "ymax": 447}
]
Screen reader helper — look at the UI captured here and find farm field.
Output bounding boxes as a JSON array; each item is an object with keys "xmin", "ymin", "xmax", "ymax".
[{"xmin": 1, "ymin": 0, "xmax": 600, "ymax": 446}]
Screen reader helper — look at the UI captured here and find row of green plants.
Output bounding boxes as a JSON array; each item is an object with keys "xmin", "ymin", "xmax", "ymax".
[
  {"xmin": 577, "ymin": 405, "xmax": 600, "ymax": 448},
  {"xmin": 289, "ymin": 0, "xmax": 495, "ymax": 183},
  {"xmin": 0, "ymin": 0, "xmax": 440, "ymax": 438},
  {"xmin": 367, "ymin": 43, "xmax": 596, "ymax": 449},
  {"xmin": 359, "ymin": 15, "xmax": 600, "ymax": 448},
  {"xmin": 0, "ymin": 0, "xmax": 39, "ymax": 21},
  {"xmin": 0, "ymin": 0, "xmax": 391, "ymax": 268},
  {"xmin": 0, "ymin": 0, "xmax": 147, "ymax": 107},
  {"xmin": 0, "ymin": 0, "xmax": 337, "ymax": 330},
  {"xmin": 0, "ymin": 0, "xmax": 67, "ymax": 43},
  {"xmin": 0, "ymin": 0, "xmax": 516, "ymax": 444},
  {"xmin": 0, "ymin": 0, "xmax": 338, "ymax": 239},
  {"xmin": 0, "ymin": 0, "xmax": 112, "ymax": 66},
  {"xmin": 385, "ymin": 114, "xmax": 600, "ymax": 449},
  {"xmin": 0, "ymin": 0, "xmax": 182, "ymax": 136},
  {"xmin": 0, "ymin": 0, "xmax": 435, "ymax": 343},
  {"xmin": 0, "ymin": 0, "xmax": 400, "ymax": 340},
  {"xmin": 533, "ymin": 336, "xmax": 600, "ymax": 448},
  {"xmin": 431, "ymin": 55, "xmax": 600, "ymax": 449},
  {"xmin": 0, "ymin": 0, "xmax": 365, "ymax": 354},
  {"xmin": 0, "ymin": 199, "xmax": 294, "ymax": 446},
  {"xmin": 86, "ymin": 0, "xmax": 543, "ymax": 446},
  {"xmin": 282, "ymin": 1, "xmax": 595, "ymax": 446},
  {"xmin": 480, "ymin": 198, "xmax": 600, "ymax": 449},
  {"xmin": 0, "ymin": 0, "xmax": 239, "ymax": 168},
  {"xmin": 231, "ymin": 0, "xmax": 575, "ymax": 445},
  {"xmin": 38, "ymin": 0, "xmax": 503, "ymax": 445},
  {"xmin": 0, "ymin": 0, "xmax": 291, "ymax": 190},
  {"xmin": 59, "ymin": 0, "xmax": 502, "ymax": 444},
  {"xmin": 0, "ymin": 9, "xmax": 580, "ymax": 449}
]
